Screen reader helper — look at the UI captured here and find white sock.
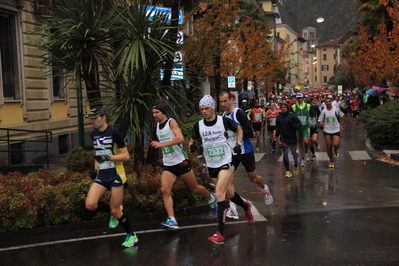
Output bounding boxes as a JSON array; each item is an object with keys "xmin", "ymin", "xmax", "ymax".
[
  {"xmin": 229, "ymin": 202, "xmax": 237, "ymax": 211},
  {"xmin": 169, "ymin": 216, "xmax": 177, "ymax": 222}
]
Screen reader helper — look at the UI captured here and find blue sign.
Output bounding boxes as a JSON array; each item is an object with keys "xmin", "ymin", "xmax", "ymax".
[
  {"xmin": 160, "ymin": 65, "xmax": 183, "ymax": 80},
  {"xmin": 146, "ymin": 6, "xmax": 183, "ymax": 24}
]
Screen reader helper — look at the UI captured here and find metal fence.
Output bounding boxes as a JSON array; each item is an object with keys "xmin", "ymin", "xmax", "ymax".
[{"xmin": 0, "ymin": 128, "xmax": 52, "ymax": 169}]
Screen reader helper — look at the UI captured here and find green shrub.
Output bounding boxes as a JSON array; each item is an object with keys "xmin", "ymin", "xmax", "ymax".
[
  {"xmin": 180, "ymin": 114, "xmax": 203, "ymax": 140},
  {"xmin": 361, "ymin": 100, "xmax": 399, "ymax": 145},
  {"xmin": 0, "ymin": 160, "xmax": 211, "ymax": 232},
  {"xmin": 65, "ymin": 147, "xmax": 94, "ymax": 172}
]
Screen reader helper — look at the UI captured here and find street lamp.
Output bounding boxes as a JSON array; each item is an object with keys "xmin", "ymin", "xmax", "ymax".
[{"xmin": 316, "ymin": 17, "xmax": 324, "ymax": 23}]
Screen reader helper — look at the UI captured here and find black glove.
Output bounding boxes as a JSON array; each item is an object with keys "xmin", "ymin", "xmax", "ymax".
[
  {"xmin": 90, "ymin": 169, "xmax": 98, "ymax": 180},
  {"xmin": 233, "ymin": 144, "xmax": 242, "ymax": 154},
  {"xmin": 189, "ymin": 144, "xmax": 197, "ymax": 153},
  {"xmin": 93, "ymin": 155, "xmax": 111, "ymax": 163}
]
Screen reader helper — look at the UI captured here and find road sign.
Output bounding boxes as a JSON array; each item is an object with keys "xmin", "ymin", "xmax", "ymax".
[{"xmin": 228, "ymin": 76, "xmax": 235, "ymax": 88}]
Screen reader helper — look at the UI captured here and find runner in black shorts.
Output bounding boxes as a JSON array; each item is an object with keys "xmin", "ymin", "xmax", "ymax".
[
  {"xmin": 85, "ymin": 107, "xmax": 137, "ymax": 248},
  {"xmin": 151, "ymin": 101, "xmax": 217, "ymax": 230}
]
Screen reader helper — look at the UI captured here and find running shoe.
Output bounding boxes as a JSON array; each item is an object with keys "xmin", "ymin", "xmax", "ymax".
[
  {"xmin": 315, "ymin": 142, "xmax": 320, "ymax": 151},
  {"xmin": 209, "ymin": 193, "xmax": 218, "ymax": 215},
  {"xmin": 121, "ymin": 233, "xmax": 138, "ymax": 248},
  {"xmin": 109, "ymin": 205, "xmax": 123, "ymax": 229},
  {"xmin": 109, "ymin": 215, "xmax": 119, "ymax": 229},
  {"xmin": 285, "ymin": 170, "xmax": 292, "ymax": 178},
  {"xmin": 160, "ymin": 217, "xmax": 179, "ymax": 229},
  {"xmin": 271, "ymin": 149, "xmax": 275, "ymax": 154},
  {"xmin": 301, "ymin": 159, "xmax": 305, "ymax": 167},
  {"xmin": 207, "ymin": 232, "xmax": 225, "ymax": 244},
  {"xmin": 226, "ymin": 208, "xmax": 239, "ymax": 220},
  {"xmin": 329, "ymin": 162, "xmax": 335, "ymax": 169},
  {"xmin": 311, "ymin": 154, "xmax": 316, "ymax": 161},
  {"xmin": 334, "ymin": 150, "xmax": 339, "ymax": 158},
  {"xmin": 294, "ymin": 165, "xmax": 299, "ymax": 174},
  {"xmin": 256, "ymin": 147, "xmax": 260, "ymax": 151},
  {"xmin": 263, "ymin": 188, "xmax": 273, "ymax": 205},
  {"xmin": 244, "ymin": 201, "xmax": 255, "ymax": 224},
  {"xmin": 305, "ymin": 152, "xmax": 310, "ymax": 162}
]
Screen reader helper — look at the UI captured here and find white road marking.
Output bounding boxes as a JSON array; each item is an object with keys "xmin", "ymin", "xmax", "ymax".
[
  {"xmin": 254, "ymin": 153, "xmax": 265, "ymax": 162},
  {"xmin": 348, "ymin": 150, "xmax": 372, "ymax": 160},
  {"xmin": 0, "ymin": 203, "xmax": 267, "ymax": 252}
]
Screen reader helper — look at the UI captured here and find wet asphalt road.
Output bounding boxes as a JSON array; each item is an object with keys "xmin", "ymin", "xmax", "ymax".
[{"xmin": 1, "ymin": 118, "xmax": 399, "ymax": 265}]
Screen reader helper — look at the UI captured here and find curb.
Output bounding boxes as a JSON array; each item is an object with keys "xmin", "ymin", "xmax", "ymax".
[{"xmin": 0, "ymin": 204, "xmax": 210, "ymax": 249}]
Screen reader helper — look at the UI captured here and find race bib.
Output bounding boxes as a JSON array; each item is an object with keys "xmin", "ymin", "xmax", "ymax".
[
  {"xmin": 96, "ymin": 149, "xmax": 115, "ymax": 170},
  {"xmin": 205, "ymin": 143, "xmax": 226, "ymax": 162},
  {"xmin": 269, "ymin": 118, "xmax": 276, "ymax": 126},
  {"xmin": 309, "ymin": 117, "xmax": 317, "ymax": 127},
  {"xmin": 254, "ymin": 113, "xmax": 262, "ymax": 121},
  {"xmin": 162, "ymin": 146, "xmax": 176, "ymax": 158},
  {"xmin": 298, "ymin": 115, "xmax": 307, "ymax": 125},
  {"xmin": 326, "ymin": 116, "xmax": 337, "ymax": 123}
]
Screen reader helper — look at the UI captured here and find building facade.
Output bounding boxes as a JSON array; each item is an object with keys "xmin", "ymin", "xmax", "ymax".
[{"xmin": 0, "ymin": 0, "xmax": 92, "ymax": 165}]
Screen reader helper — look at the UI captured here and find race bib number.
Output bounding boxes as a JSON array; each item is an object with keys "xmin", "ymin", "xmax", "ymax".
[
  {"xmin": 298, "ymin": 116, "xmax": 307, "ymax": 125},
  {"xmin": 326, "ymin": 116, "xmax": 337, "ymax": 123},
  {"xmin": 96, "ymin": 149, "xmax": 115, "ymax": 170},
  {"xmin": 254, "ymin": 113, "xmax": 262, "ymax": 121},
  {"xmin": 309, "ymin": 117, "xmax": 317, "ymax": 127},
  {"xmin": 354, "ymin": 105, "xmax": 359, "ymax": 111},
  {"xmin": 205, "ymin": 144, "xmax": 226, "ymax": 161},
  {"xmin": 269, "ymin": 118, "xmax": 276, "ymax": 126},
  {"xmin": 162, "ymin": 146, "xmax": 175, "ymax": 158}
]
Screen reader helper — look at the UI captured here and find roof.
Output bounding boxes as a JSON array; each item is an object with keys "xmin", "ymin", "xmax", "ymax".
[
  {"xmin": 276, "ymin": 2, "xmax": 299, "ymax": 33},
  {"xmin": 316, "ymin": 37, "xmax": 341, "ymax": 48}
]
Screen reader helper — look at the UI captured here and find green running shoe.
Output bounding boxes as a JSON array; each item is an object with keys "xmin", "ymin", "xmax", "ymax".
[
  {"xmin": 109, "ymin": 215, "xmax": 119, "ymax": 229},
  {"xmin": 121, "ymin": 234, "xmax": 138, "ymax": 248}
]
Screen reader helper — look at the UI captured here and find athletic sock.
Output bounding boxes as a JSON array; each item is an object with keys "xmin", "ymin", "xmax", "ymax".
[
  {"xmin": 310, "ymin": 146, "xmax": 315, "ymax": 155},
  {"xmin": 272, "ymin": 141, "xmax": 276, "ymax": 149},
  {"xmin": 118, "ymin": 214, "xmax": 133, "ymax": 235},
  {"xmin": 217, "ymin": 201, "xmax": 229, "ymax": 235},
  {"xmin": 95, "ymin": 201, "xmax": 111, "ymax": 213},
  {"xmin": 230, "ymin": 192, "xmax": 248, "ymax": 211}
]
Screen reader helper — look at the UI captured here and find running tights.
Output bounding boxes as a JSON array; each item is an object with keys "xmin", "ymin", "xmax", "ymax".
[{"xmin": 282, "ymin": 142, "xmax": 298, "ymax": 170}]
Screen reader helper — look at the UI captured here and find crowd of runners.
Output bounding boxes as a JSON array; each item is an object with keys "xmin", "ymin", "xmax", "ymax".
[{"xmin": 83, "ymin": 90, "xmax": 366, "ymax": 247}]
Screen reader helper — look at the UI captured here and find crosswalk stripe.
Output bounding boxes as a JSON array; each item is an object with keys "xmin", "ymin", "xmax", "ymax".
[
  {"xmin": 254, "ymin": 153, "xmax": 265, "ymax": 162},
  {"xmin": 348, "ymin": 150, "xmax": 372, "ymax": 160}
]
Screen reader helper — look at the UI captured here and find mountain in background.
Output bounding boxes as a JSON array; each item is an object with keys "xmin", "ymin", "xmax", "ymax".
[{"xmin": 282, "ymin": 0, "xmax": 361, "ymax": 43}]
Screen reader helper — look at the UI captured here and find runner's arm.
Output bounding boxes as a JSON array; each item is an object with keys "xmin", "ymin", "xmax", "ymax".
[
  {"xmin": 236, "ymin": 109, "xmax": 253, "ymax": 138},
  {"xmin": 150, "ymin": 120, "xmax": 184, "ymax": 149}
]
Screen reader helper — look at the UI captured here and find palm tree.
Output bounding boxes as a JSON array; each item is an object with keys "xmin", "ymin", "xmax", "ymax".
[{"xmin": 32, "ymin": 0, "xmax": 190, "ymax": 172}]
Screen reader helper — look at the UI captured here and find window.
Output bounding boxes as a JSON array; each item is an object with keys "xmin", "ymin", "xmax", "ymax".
[
  {"xmin": 323, "ymin": 76, "xmax": 328, "ymax": 83},
  {"xmin": 286, "ymin": 34, "xmax": 290, "ymax": 43},
  {"xmin": 323, "ymin": 54, "xmax": 327, "ymax": 60},
  {"xmin": 304, "ymin": 32, "xmax": 307, "ymax": 39},
  {"xmin": 322, "ymin": 65, "xmax": 329, "ymax": 71},
  {"xmin": 0, "ymin": 12, "xmax": 20, "ymax": 100},
  {"xmin": 52, "ymin": 69, "xmax": 65, "ymax": 99},
  {"xmin": 310, "ymin": 32, "xmax": 315, "ymax": 38},
  {"xmin": 315, "ymin": 76, "xmax": 317, "ymax": 81}
]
